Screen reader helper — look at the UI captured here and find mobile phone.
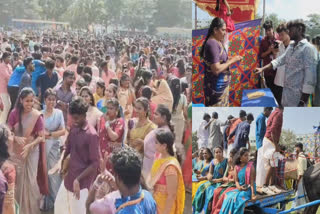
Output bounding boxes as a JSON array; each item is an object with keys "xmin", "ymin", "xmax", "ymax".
[{"xmin": 242, "ymin": 184, "xmax": 250, "ymax": 190}]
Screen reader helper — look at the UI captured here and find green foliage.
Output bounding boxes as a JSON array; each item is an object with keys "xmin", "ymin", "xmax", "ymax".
[
  {"xmin": 101, "ymin": 0, "xmax": 124, "ymax": 28},
  {"xmin": 306, "ymin": 14, "xmax": 320, "ymax": 39},
  {"xmin": 192, "ymin": 131, "xmax": 199, "ymax": 153},
  {"xmin": 38, "ymin": 0, "xmax": 72, "ymax": 21},
  {"xmin": 0, "ymin": 0, "xmax": 197, "ymax": 30},
  {"xmin": 121, "ymin": 0, "xmax": 155, "ymax": 31},
  {"xmin": 65, "ymin": 0, "xmax": 105, "ymax": 28},
  {"xmin": 279, "ymin": 129, "xmax": 297, "ymax": 153},
  {"xmin": 0, "ymin": 0, "xmax": 40, "ymax": 25},
  {"xmin": 264, "ymin": 13, "xmax": 286, "ymax": 30},
  {"xmin": 153, "ymin": 0, "xmax": 191, "ymax": 28}
]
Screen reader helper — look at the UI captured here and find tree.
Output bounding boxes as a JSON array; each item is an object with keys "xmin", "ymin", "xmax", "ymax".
[
  {"xmin": 305, "ymin": 13, "xmax": 320, "ymax": 39},
  {"xmin": 100, "ymin": 0, "xmax": 125, "ymax": 30},
  {"xmin": 0, "ymin": 0, "xmax": 40, "ymax": 26},
  {"xmin": 279, "ymin": 129, "xmax": 297, "ymax": 153},
  {"xmin": 38, "ymin": 0, "xmax": 72, "ymax": 21},
  {"xmin": 180, "ymin": 0, "xmax": 192, "ymax": 28},
  {"xmin": 121, "ymin": 0, "xmax": 154, "ymax": 31},
  {"xmin": 63, "ymin": 0, "xmax": 105, "ymax": 28},
  {"xmin": 153, "ymin": 0, "xmax": 183, "ymax": 28},
  {"xmin": 192, "ymin": 131, "xmax": 199, "ymax": 153},
  {"xmin": 264, "ymin": 13, "xmax": 286, "ymax": 30}
]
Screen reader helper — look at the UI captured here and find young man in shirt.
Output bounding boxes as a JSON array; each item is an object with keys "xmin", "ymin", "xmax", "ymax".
[
  {"xmin": 256, "ymin": 20, "xmax": 317, "ymax": 106},
  {"xmin": 256, "ymin": 106, "xmax": 284, "ymax": 194},
  {"xmin": 206, "ymin": 112, "xmax": 229, "ymax": 150},
  {"xmin": 55, "ymin": 70, "xmax": 76, "ymax": 124},
  {"xmin": 228, "ymin": 113, "xmax": 254, "ymax": 151},
  {"xmin": 197, "ymin": 113, "xmax": 211, "ymax": 149},
  {"xmin": 259, "ymin": 20, "xmax": 279, "ymax": 97},
  {"xmin": 55, "ymin": 97, "xmax": 100, "ymax": 214},
  {"xmin": 274, "ymin": 24, "xmax": 291, "ymax": 105},
  {"xmin": 292, "ymin": 143, "xmax": 307, "ymax": 213},
  {"xmin": 255, "ymin": 107, "xmax": 273, "ymax": 150},
  {"xmin": 0, "ymin": 52, "xmax": 12, "ymax": 123},
  {"xmin": 19, "ymin": 57, "xmax": 35, "ymax": 93},
  {"xmin": 112, "ymin": 147, "xmax": 156, "ymax": 213},
  {"xmin": 36, "ymin": 58, "xmax": 59, "ymax": 105},
  {"xmin": 87, "ymin": 147, "xmax": 157, "ymax": 214},
  {"xmin": 226, "ymin": 110, "xmax": 247, "ymax": 157}
]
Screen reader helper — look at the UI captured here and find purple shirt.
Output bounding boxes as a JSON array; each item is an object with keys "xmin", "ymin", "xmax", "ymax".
[
  {"xmin": 64, "ymin": 121, "xmax": 100, "ymax": 192},
  {"xmin": 55, "ymin": 85, "xmax": 75, "ymax": 124}
]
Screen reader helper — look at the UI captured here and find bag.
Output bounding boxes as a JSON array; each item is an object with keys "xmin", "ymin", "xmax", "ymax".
[{"xmin": 284, "ymin": 159, "xmax": 298, "ymax": 180}]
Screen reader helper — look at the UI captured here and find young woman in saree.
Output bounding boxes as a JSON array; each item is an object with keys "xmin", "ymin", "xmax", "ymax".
[
  {"xmin": 220, "ymin": 148, "xmax": 257, "ymax": 214},
  {"xmin": 192, "ymin": 146, "xmax": 228, "ymax": 214},
  {"xmin": 7, "ymin": 87, "xmax": 47, "ymax": 214},
  {"xmin": 142, "ymin": 104, "xmax": 174, "ymax": 179},
  {"xmin": 41, "ymin": 88, "xmax": 66, "ymax": 211},
  {"xmin": 193, "ymin": 148, "xmax": 204, "ymax": 173},
  {"xmin": 118, "ymin": 74, "xmax": 135, "ymax": 120},
  {"xmin": 127, "ymin": 97, "xmax": 156, "ymax": 155},
  {"xmin": 79, "ymin": 86, "xmax": 103, "ymax": 130},
  {"xmin": 149, "ymin": 128, "xmax": 185, "ymax": 214},
  {"xmin": 210, "ymin": 148, "xmax": 237, "ymax": 214},
  {"xmin": 0, "ymin": 124, "xmax": 16, "ymax": 214},
  {"xmin": 169, "ymin": 77, "xmax": 188, "ymax": 162},
  {"xmin": 98, "ymin": 98, "xmax": 124, "ymax": 172},
  {"xmin": 200, "ymin": 18, "xmax": 241, "ymax": 106},
  {"xmin": 192, "ymin": 148, "xmax": 213, "ymax": 201}
]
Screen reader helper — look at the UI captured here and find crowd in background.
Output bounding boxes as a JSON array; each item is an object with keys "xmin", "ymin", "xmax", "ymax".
[{"xmin": 0, "ymin": 28, "xmax": 192, "ymax": 214}]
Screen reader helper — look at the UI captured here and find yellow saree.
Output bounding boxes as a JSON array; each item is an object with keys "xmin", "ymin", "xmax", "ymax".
[{"xmin": 149, "ymin": 156, "xmax": 185, "ymax": 214}]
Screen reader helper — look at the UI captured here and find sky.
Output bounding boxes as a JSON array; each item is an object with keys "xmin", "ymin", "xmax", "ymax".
[
  {"xmin": 192, "ymin": 107, "xmax": 320, "ymax": 137},
  {"xmin": 192, "ymin": 0, "xmax": 320, "ymax": 21}
]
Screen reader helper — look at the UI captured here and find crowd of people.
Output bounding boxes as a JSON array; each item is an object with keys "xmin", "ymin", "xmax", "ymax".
[
  {"xmin": 0, "ymin": 28, "xmax": 192, "ymax": 214},
  {"xmin": 199, "ymin": 14, "xmax": 320, "ymax": 107},
  {"xmin": 193, "ymin": 107, "xmax": 313, "ymax": 214}
]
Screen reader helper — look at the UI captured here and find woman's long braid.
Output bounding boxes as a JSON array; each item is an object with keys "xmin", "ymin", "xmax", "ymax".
[
  {"xmin": 215, "ymin": 0, "xmax": 220, "ymax": 11},
  {"xmin": 200, "ymin": 22, "xmax": 215, "ymax": 58},
  {"xmin": 199, "ymin": 18, "xmax": 225, "ymax": 59}
]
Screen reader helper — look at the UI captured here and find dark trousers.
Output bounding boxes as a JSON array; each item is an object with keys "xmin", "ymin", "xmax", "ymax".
[
  {"xmin": 264, "ymin": 75, "xmax": 282, "ymax": 105},
  {"xmin": 273, "ymin": 85, "xmax": 283, "ymax": 106},
  {"xmin": 7, "ymin": 86, "xmax": 19, "ymax": 112}
]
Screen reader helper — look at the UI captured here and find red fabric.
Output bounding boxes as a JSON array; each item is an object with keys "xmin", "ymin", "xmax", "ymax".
[
  {"xmin": 227, "ymin": 118, "xmax": 241, "ymax": 145},
  {"xmin": 99, "ymin": 116, "xmax": 124, "ymax": 155},
  {"xmin": 235, "ymin": 161, "xmax": 253, "ymax": 185},
  {"xmin": 182, "ymin": 127, "xmax": 192, "ymax": 189},
  {"xmin": 37, "ymin": 141, "xmax": 49, "ymax": 195},
  {"xmin": 264, "ymin": 108, "xmax": 283, "ymax": 143},
  {"xmin": 218, "ymin": 0, "xmax": 235, "ymax": 32},
  {"xmin": 211, "ymin": 186, "xmax": 237, "ymax": 214},
  {"xmin": 194, "ymin": 0, "xmax": 257, "ymax": 23},
  {"xmin": 130, "ymin": 68, "xmax": 135, "ymax": 78}
]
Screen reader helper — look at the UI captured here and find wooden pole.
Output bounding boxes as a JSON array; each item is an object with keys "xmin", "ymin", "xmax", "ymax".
[
  {"xmin": 195, "ymin": 2, "xmax": 198, "ymax": 29},
  {"xmin": 262, "ymin": 0, "xmax": 265, "ymax": 36}
]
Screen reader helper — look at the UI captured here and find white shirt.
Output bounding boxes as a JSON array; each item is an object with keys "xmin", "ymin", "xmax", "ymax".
[
  {"xmin": 271, "ymin": 39, "xmax": 317, "ymax": 106},
  {"xmin": 197, "ymin": 120, "xmax": 209, "ymax": 148},
  {"xmin": 274, "ymin": 42, "xmax": 287, "ymax": 87}
]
